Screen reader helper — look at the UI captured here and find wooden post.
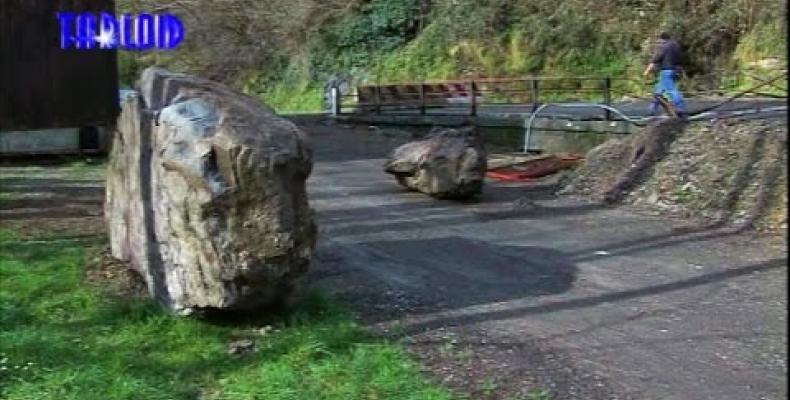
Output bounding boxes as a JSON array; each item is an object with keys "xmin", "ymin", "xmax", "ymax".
[
  {"xmin": 470, "ymin": 80, "xmax": 477, "ymax": 116},
  {"xmin": 530, "ymin": 79, "xmax": 539, "ymax": 113},
  {"xmin": 419, "ymin": 83, "xmax": 426, "ymax": 115},
  {"xmin": 603, "ymin": 76, "xmax": 612, "ymax": 120},
  {"xmin": 374, "ymin": 85, "xmax": 382, "ymax": 115}
]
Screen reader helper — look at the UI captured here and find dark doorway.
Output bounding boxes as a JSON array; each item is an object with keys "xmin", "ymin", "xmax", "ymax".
[{"xmin": 78, "ymin": 126, "xmax": 100, "ymax": 150}]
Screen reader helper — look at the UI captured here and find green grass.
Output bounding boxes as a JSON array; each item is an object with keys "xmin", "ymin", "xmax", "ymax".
[
  {"xmin": 261, "ymin": 84, "xmax": 324, "ymax": 114},
  {"xmin": 0, "ymin": 229, "xmax": 454, "ymax": 400},
  {"xmin": 524, "ymin": 389, "xmax": 552, "ymax": 400},
  {"xmin": 61, "ymin": 159, "xmax": 106, "ymax": 179},
  {"xmin": 0, "ymin": 158, "xmax": 105, "ymax": 182}
]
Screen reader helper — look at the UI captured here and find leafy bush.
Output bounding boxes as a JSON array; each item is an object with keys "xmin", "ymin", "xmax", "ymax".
[{"xmin": 308, "ymin": 0, "xmax": 423, "ymax": 78}]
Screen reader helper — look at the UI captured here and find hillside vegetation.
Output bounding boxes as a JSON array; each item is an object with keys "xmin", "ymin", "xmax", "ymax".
[{"xmin": 119, "ymin": 0, "xmax": 787, "ymax": 112}]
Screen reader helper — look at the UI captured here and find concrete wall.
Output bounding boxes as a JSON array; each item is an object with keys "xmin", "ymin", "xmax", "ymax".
[
  {"xmin": 335, "ymin": 114, "xmax": 635, "ymax": 154},
  {"xmin": 527, "ymin": 130, "xmax": 618, "ymax": 154},
  {"xmin": 478, "ymin": 126, "xmax": 620, "ymax": 154},
  {"xmin": 0, "ymin": 127, "xmax": 109, "ymax": 155}
]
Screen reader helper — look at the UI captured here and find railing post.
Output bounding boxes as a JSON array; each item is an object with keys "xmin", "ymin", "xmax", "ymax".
[
  {"xmin": 530, "ymin": 78, "xmax": 539, "ymax": 113},
  {"xmin": 330, "ymin": 86, "xmax": 341, "ymax": 116},
  {"xmin": 374, "ymin": 85, "xmax": 382, "ymax": 115},
  {"xmin": 470, "ymin": 80, "xmax": 477, "ymax": 116},
  {"xmin": 419, "ymin": 83, "xmax": 426, "ymax": 115},
  {"xmin": 603, "ymin": 76, "xmax": 612, "ymax": 120}
]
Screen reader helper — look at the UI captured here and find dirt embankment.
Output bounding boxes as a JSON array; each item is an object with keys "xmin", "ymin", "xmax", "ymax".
[{"xmin": 562, "ymin": 118, "xmax": 788, "ymax": 232}]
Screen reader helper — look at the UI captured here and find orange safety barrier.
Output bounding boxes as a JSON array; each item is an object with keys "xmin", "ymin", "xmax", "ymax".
[{"xmin": 486, "ymin": 154, "xmax": 583, "ymax": 182}]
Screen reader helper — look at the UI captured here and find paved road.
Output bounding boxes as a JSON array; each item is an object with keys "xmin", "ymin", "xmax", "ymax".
[
  {"xmin": 297, "ymin": 118, "xmax": 788, "ymax": 400},
  {"xmin": 359, "ymin": 98, "xmax": 787, "ymax": 121}
]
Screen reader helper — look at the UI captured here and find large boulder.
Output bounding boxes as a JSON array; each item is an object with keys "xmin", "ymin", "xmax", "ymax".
[
  {"xmin": 384, "ymin": 126, "xmax": 486, "ymax": 199},
  {"xmin": 106, "ymin": 68, "xmax": 316, "ymax": 313}
]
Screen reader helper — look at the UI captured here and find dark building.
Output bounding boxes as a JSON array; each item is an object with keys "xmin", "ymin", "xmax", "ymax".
[{"xmin": 0, "ymin": 0, "xmax": 118, "ymax": 154}]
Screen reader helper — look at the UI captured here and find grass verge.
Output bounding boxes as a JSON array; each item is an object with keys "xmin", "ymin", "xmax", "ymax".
[{"xmin": 0, "ymin": 229, "xmax": 453, "ymax": 400}]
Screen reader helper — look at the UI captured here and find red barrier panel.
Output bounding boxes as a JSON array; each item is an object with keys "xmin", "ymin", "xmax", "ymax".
[{"xmin": 486, "ymin": 154, "xmax": 584, "ymax": 182}]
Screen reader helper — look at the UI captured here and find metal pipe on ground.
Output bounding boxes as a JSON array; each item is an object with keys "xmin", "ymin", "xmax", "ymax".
[
  {"xmin": 523, "ymin": 103, "xmax": 653, "ymax": 153},
  {"xmin": 522, "ymin": 103, "xmax": 788, "ymax": 153}
]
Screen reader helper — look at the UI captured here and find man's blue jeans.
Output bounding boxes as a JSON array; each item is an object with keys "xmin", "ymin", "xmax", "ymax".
[{"xmin": 649, "ymin": 69, "xmax": 686, "ymax": 115}]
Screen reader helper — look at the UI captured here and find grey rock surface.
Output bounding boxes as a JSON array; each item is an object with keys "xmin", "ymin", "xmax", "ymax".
[
  {"xmin": 384, "ymin": 126, "xmax": 487, "ymax": 199},
  {"xmin": 106, "ymin": 67, "xmax": 316, "ymax": 312}
]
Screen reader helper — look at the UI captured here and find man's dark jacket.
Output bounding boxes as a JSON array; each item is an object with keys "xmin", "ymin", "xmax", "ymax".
[{"xmin": 651, "ymin": 39, "xmax": 682, "ymax": 71}]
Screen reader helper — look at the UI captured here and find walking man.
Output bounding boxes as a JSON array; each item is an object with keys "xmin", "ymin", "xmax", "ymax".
[{"xmin": 644, "ymin": 32, "xmax": 686, "ymax": 116}]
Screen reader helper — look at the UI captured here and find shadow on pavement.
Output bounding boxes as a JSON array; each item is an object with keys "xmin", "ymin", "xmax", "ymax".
[
  {"xmin": 567, "ymin": 220, "xmax": 768, "ymax": 263},
  {"xmin": 0, "ymin": 177, "xmax": 104, "ymax": 220},
  {"xmin": 398, "ymin": 257, "xmax": 785, "ymax": 335},
  {"xmin": 318, "ymin": 198, "xmax": 606, "ymax": 238},
  {"xmin": 311, "ymin": 236, "xmax": 578, "ymax": 323}
]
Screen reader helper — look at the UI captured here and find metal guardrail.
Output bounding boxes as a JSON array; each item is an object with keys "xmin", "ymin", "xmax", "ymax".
[
  {"xmin": 332, "ymin": 76, "xmax": 636, "ymax": 121},
  {"xmin": 328, "ymin": 70, "xmax": 788, "ymax": 120}
]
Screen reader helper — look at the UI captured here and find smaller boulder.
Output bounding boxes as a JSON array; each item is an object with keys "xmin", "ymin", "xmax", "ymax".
[{"xmin": 384, "ymin": 126, "xmax": 487, "ymax": 199}]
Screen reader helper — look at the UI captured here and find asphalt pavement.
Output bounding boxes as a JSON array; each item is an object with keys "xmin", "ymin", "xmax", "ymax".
[{"xmin": 297, "ymin": 118, "xmax": 788, "ymax": 400}]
